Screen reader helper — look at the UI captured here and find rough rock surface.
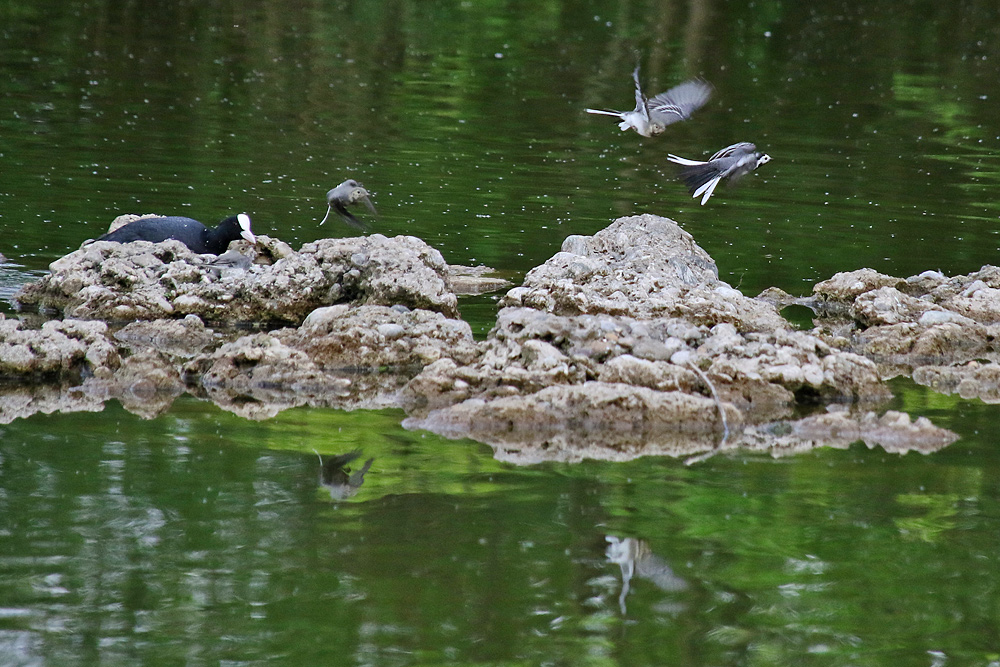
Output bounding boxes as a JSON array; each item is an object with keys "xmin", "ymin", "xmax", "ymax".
[
  {"xmin": 501, "ymin": 214, "xmax": 789, "ymax": 332},
  {"xmin": 15, "ymin": 232, "xmax": 460, "ymax": 323},
  {"xmin": 401, "ymin": 307, "xmax": 888, "ymax": 421},
  {"xmin": 808, "ymin": 266, "xmax": 1000, "ymax": 378},
  {"xmin": 181, "ymin": 304, "xmax": 478, "ymax": 418},
  {"xmin": 0, "ymin": 314, "xmax": 119, "ymax": 379},
  {"xmin": 402, "ymin": 215, "xmax": 897, "ymax": 456},
  {"xmin": 0, "ymin": 215, "xmax": 965, "ymax": 460},
  {"xmin": 448, "ymin": 265, "xmax": 512, "ymax": 295},
  {"xmin": 114, "ymin": 314, "xmax": 218, "ymax": 357}
]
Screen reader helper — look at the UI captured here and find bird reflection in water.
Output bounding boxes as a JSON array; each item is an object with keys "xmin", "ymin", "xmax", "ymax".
[
  {"xmin": 315, "ymin": 450, "xmax": 374, "ymax": 501},
  {"xmin": 605, "ymin": 536, "xmax": 688, "ymax": 614}
]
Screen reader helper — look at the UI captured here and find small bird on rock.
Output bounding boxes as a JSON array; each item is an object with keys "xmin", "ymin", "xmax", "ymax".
[
  {"xmin": 667, "ymin": 142, "xmax": 771, "ymax": 205},
  {"xmin": 320, "ymin": 179, "xmax": 377, "ymax": 228},
  {"xmin": 586, "ymin": 66, "xmax": 712, "ymax": 138},
  {"xmin": 204, "ymin": 248, "xmax": 253, "ymax": 278}
]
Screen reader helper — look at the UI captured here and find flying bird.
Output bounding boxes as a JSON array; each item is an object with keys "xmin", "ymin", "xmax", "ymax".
[
  {"xmin": 667, "ymin": 142, "xmax": 771, "ymax": 205},
  {"xmin": 320, "ymin": 179, "xmax": 377, "ymax": 228},
  {"xmin": 586, "ymin": 66, "xmax": 712, "ymax": 138}
]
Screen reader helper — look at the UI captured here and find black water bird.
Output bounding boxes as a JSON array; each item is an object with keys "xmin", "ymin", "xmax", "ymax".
[
  {"xmin": 586, "ymin": 66, "xmax": 712, "ymax": 138},
  {"xmin": 667, "ymin": 142, "xmax": 771, "ymax": 205},
  {"xmin": 320, "ymin": 179, "xmax": 377, "ymax": 228},
  {"xmin": 97, "ymin": 213, "xmax": 256, "ymax": 254}
]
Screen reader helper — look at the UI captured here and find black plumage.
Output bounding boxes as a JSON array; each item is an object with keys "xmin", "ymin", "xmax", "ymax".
[{"xmin": 97, "ymin": 213, "xmax": 256, "ymax": 254}]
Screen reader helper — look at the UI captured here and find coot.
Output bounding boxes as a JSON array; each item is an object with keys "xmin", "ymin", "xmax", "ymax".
[{"xmin": 97, "ymin": 213, "xmax": 256, "ymax": 254}]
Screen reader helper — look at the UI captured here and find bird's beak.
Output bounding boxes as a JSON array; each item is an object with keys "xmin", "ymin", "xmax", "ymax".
[{"xmin": 237, "ymin": 213, "xmax": 257, "ymax": 244}]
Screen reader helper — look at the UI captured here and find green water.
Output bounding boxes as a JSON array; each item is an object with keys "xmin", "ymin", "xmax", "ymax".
[{"xmin": 3, "ymin": 1, "xmax": 1000, "ymax": 664}]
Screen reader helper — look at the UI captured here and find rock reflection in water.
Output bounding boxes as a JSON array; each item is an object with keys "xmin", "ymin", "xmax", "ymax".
[
  {"xmin": 410, "ymin": 404, "xmax": 958, "ymax": 465},
  {"xmin": 605, "ymin": 536, "xmax": 688, "ymax": 614},
  {"xmin": 318, "ymin": 450, "xmax": 374, "ymax": 501}
]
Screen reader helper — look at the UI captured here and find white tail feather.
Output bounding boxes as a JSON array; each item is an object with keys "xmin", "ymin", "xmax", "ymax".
[
  {"xmin": 697, "ymin": 177, "xmax": 722, "ymax": 205},
  {"xmin": 585, "ymin": 108, "xmax": 624, "ymax": 117},
  {"xmin": 667, "ymin": 154, "xmax": 706, "ymax": 166}
]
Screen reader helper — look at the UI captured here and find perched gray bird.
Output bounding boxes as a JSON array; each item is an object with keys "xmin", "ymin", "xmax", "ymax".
[
  {"xmin": 667, "ymin": 142, "xmax": 771, "ymax": 205},
  {"xmin": 320, "ymin": 179, "xmax": 377, "ymax": 228},
  {"xmin": 204, "ymin": 248, "xmax": 253, "ymax": 278},
  {"xmin": 317, "ymin": 450, "xmax": 374, "ymax": 501},
  {"xmin": 586, "ymin": 66, "xmax": 712, "ymax": 138}
]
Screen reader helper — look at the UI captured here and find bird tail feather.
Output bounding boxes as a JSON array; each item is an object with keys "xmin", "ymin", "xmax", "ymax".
[
  {"xmin": 695, "ymin": 177, "xmax": 723, "ymax": 205},
  {"xmin": 675, "ymin": 162, "xmax": 724, "ymax": 203},
  {"xmin": 666, "ymin": 154, "xmax": 706, "ymax": 166}
]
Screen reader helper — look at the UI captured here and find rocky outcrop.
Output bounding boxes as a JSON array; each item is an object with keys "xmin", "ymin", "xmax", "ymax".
[
  {"xmin": 803, "ymin": 266, "xmax": 1000, "ymax": 391},
  {"xmin": 1, "ymin": 215, "xmax": 965, "ymax": 461},
  {"xmin": 182, "ymin": 304, "xmax": 478, "ymax": 417},
  {"xmin": 15, "ymin": 232, "xmax": 461, "ymax": 324},
  {"xmin": 500, "ymin": 215, "xmax": 789, "ymax": 332},
  {"xmin": 0, "ymin": 315, "xmax": 119, "ymax": 379},
  {"xmin": 402, "ymin": 215, "xmax": 893, "ymax": 454}
]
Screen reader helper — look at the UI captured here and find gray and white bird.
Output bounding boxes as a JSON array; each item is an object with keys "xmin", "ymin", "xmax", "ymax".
[
  {"xmin": 320, "ymin": 179, "xmax": 377, "ymax": 228},
  {"xmin": 667, "ymin": 142, "xmax": 771, "ymax": 205},
  {"xmin": 204, "ymin": 248, "xmax": 253, "ymax": 278},
  {"xmin": 586, "ymin": 66, "xmax": 712, "ymax": 138}
]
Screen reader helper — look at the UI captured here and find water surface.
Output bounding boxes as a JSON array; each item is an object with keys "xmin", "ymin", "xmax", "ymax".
[{"xmin": 3, "ymin": 1, "xmax": 1000, "ymax": 664}]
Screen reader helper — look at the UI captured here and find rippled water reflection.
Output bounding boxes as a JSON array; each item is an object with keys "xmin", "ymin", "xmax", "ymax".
[
  {"xmin": 4, "ymin": 0, "xmax": 1000, "ymax": 664},
  {"xmin": 2, "ymin": 395, "xmax": 999, "ymax": 665}
]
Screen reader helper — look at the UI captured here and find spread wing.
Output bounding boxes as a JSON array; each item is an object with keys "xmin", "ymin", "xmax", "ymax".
[
  {"xmin": 709, "ymin": 142, "xmax": 756, "ymax": 161},
  {"xmin": 631, "ymin": 65, "xmax": 651, "ymax": 120},
  {"xmin": 648, "ymin": 79, "xmax": 713, "ymax": 125}
]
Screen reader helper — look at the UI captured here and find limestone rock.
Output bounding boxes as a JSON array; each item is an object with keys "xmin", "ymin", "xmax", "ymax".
[
  {"xmin": 15, "ymin": 231, "xmax": 459, "ymax": 324},
  {"xmin": 0, "ymin": 314, "xmax": 119, "ymax": 379},
  {"xmin": 499, "ymin": 214, "xmax": 787, "ymax": 333}
]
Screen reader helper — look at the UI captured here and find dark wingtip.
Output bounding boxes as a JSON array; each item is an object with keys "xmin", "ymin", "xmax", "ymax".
[{"xmin": 335, "ymin": 203, "xmax": 369, "ymax": 230}]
